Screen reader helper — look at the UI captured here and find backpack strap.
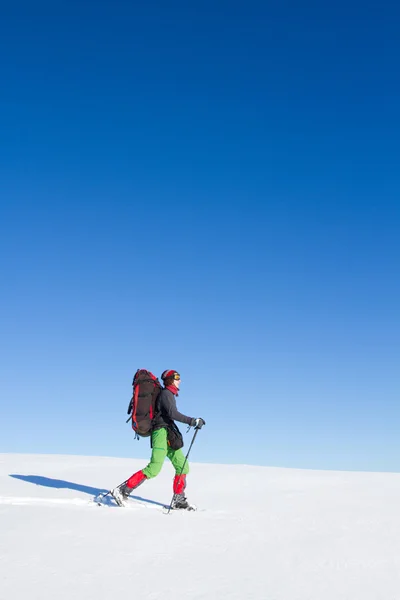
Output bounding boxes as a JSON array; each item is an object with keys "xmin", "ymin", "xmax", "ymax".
[{"xmin": 132, "ymin": 384, "xmax": 140, "ymax": 431}]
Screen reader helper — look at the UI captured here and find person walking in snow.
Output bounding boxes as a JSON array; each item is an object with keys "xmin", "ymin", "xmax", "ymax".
[{"xmin": 111, "ymin": 370, "xmax": 205, "ymax": 509}]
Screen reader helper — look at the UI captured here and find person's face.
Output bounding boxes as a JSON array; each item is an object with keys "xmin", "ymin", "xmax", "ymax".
[{"xmin": 174, "ymin": 373, "xmax": 181, "ymax": 389}]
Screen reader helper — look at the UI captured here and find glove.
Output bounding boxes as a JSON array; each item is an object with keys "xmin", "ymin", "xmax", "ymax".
[{"xmin": 192, "ymin": 418, "xmax": 206, "ymax": 429}]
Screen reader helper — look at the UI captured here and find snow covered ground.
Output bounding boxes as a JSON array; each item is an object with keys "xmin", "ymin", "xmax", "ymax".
[{"xmin": 1, "ymin": 453, "xmax": 400, "ymax": 599}]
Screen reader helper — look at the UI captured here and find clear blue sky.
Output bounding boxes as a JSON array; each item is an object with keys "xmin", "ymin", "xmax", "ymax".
[{"xmin": 1, "ymin": 1, "xmax": 399, "ymax": 472}]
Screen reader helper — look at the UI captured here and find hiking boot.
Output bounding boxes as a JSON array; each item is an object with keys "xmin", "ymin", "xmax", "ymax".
[
  {"xmin": 172, "ymin": 493, "xmax": 190, "ymax": 510},
  {"xmin": 111, "ymin": 483, "xmax": 132, "ymax": 507}
]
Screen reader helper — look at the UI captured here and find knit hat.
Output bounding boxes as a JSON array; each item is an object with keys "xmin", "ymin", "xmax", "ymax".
[{"xmin": 161, "ymin": 369, "xmax": 180, "ymax": 381}]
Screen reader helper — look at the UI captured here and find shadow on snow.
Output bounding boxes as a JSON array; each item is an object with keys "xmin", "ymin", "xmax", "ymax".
[{"xmin": 9, "ymin": 474, "xmax": 166, "ymax": 508}]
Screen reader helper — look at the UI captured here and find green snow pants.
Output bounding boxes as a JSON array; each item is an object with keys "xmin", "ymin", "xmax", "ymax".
[{"xmin": 142, "ymin": 427, "xmax": 189, "ymax": 479}]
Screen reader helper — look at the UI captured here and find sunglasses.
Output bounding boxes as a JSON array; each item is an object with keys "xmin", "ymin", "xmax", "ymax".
[{"xmin": 173, "ymin": 373, "xmax": 181, "ymax": 381}]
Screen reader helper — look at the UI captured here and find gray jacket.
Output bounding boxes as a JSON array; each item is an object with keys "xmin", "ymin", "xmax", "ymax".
[{"xmin": 152, "ymin": 388, "xmax": 194, "ymax": 431}]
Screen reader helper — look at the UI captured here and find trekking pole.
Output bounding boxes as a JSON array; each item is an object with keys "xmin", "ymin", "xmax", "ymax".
[{"xmin": 166, "ymin": 427, "xmax": 200, "ymax": 514}]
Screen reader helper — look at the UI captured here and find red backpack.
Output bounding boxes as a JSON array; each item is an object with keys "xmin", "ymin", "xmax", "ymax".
[{"xmin": 126, "ymin": 369, "xmax": 162, "ymax": 437}]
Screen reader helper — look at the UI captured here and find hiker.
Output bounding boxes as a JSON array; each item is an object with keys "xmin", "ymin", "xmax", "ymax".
[{"xmin": 111, "ymin": 369, "xmax": 205, "ymax": 509}]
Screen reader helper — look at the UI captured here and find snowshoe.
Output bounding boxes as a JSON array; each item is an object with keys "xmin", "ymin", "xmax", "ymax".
[
  {"xmin": 171, "ymin": 494, "xmax": 196, "ymax": 511},
  {"xmin": 111, "ymin": 484, "xmax": 131, "ymax": 507}
]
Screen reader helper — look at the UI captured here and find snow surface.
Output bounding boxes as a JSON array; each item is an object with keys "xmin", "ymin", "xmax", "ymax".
[{"xmin": 1, "ymin": 453, "xmax": 400, "ymax": 600}]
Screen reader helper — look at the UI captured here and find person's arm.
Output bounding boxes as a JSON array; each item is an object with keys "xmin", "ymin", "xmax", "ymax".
[{"xmin": 161, "ymin": 391, "xmax": 193, "ymax": 426}]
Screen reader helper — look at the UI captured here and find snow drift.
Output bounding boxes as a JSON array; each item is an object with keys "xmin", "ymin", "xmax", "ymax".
[{"xmin": 1, "ymin": 453, "xmax": 400, "ymax": 599}]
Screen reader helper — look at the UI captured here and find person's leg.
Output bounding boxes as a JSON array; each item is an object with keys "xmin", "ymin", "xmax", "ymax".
[
  {"xmin": 168, "ymin": 447, "xmax": 190, "ymax": 475},
  {"xmin": 112, "ymin": 429, "xmax": 168, "ymax": 505},
  {"xmin": 111, "ymin": 469, "xmax": 146, "ymax": 506},
  {"xmin": 126, "ymin": 470, "xmax": 146, "ymax": 490},
  {"xmin": 142, "ymin": 428, "xmax": 168, "ymax": 479},
  {"xmin": 168, "ymin": 447, "xmax": 189, "ymax": 496}
]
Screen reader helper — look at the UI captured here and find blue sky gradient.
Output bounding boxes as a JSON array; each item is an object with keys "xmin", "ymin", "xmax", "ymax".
[{"xmin": 1, "ymin": 1, "xmax": 399, "ymax": 471}]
